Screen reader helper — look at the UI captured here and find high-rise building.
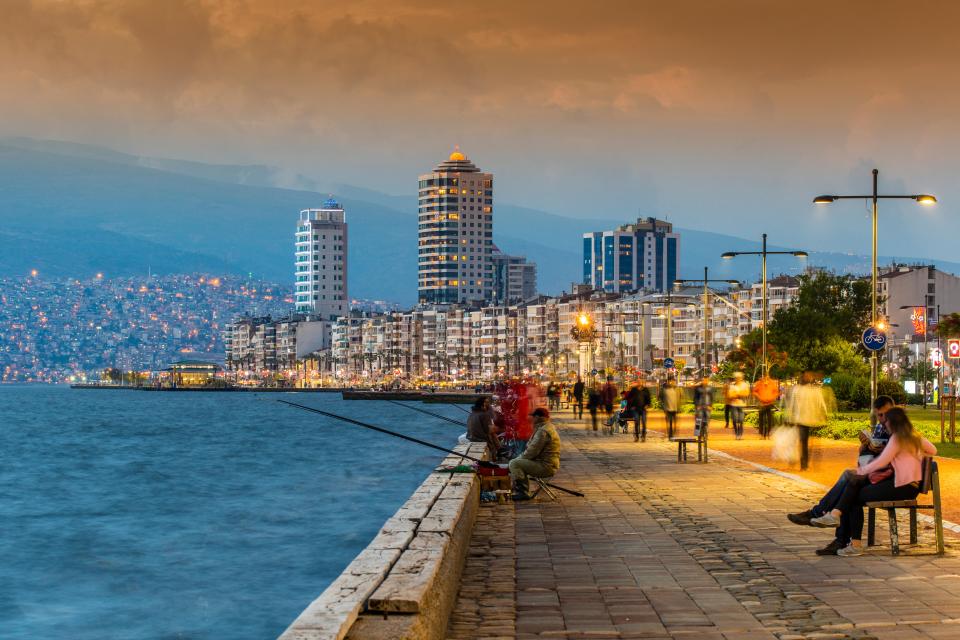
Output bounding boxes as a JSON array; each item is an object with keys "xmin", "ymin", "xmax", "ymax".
[
  {"xmin": 491, "ymin": 247, "xmax": 537, "ymax": 304},
  {"xmin": 418, "ymin": 148, "xmax": 494, "ymax": 305},
  {"xmin": 582, "ymin": 217, "xmax": 679, "ymax": 293},
  {"xmin": 295, "ymin": 198, "xmax": 348, "ymax": 320}
]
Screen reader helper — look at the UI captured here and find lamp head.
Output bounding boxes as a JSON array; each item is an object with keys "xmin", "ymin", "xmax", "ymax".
[
  {"xmin": 915, "ymin": 194, "xmax": 937, "ymax": 206},
  {"xmin": 725, "ymin": 279, "xmax": 740, "ymax": 285},
  {"xmin": 813, "ymin": 195, "xmax": 837, "ymax": 204},
  {"xmin": 721, "ymin": 252, "xmax": 736, "ymax": 260},
  {"xmin": 792, "ymin": 251, "xmax": 809, "ymax": 258}
]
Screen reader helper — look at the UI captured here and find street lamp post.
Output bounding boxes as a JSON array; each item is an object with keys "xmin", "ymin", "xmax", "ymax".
[
  {"xmin": 813, "ymin": 169, "xmax": 936, "ymax": 409},
  {"xmin": 721, "ymin": 234, "xmax": 808, "ymax": 377},
  {"xmin": 674, "ymin": 267, "xmax": 739, "ymax": 377}
]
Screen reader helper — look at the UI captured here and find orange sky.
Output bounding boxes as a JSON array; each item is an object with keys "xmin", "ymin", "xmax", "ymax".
[{"xmin": 3, "ymin": 0, "xmax": 959, "ymax": 258}]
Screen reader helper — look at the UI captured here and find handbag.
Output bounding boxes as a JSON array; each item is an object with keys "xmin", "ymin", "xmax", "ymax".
[{"xmin": 868, "ymin": 466, "xmax": 894, "ymax": 484}]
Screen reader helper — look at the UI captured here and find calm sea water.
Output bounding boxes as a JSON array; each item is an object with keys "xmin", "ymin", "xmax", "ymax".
[{"xmin": 0, "ymin": 386, "xmax": 465, "ymax": 639}]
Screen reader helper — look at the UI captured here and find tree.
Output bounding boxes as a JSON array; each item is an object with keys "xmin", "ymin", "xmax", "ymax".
[
  {"xmin": 767, "ymin": 271, "xmax": 873, "ymax": 376},
  {"xmin": 937, "ymin": 312, "xmax": 960, "ymax": 339},
  {"xmin": 725, "ymin": 328, "xmax": 788, "ymax": 380}
]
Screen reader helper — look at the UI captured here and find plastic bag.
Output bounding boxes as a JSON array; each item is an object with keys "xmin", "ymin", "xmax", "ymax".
[{"xmin": 770, "ymin": 425, "xmax": 799, "ymax": 465}]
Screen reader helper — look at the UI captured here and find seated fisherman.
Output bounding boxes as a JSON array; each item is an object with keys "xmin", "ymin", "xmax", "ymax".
[
  {"xmin": 786, "ymin": 394, "xmax": 894, "ymax": 555},
  {"xmin": 509, "ymin": 407, "xmax": 561, "ymax": 500},
  {"xmin": 467, "ymin": 396, "xmax": 503, "ymax": 458}
]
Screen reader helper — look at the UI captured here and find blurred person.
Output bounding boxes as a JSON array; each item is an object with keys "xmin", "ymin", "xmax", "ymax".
[
  {"xmin": 808, "ymin": 407, "xmax": 936, "ymax": 556},
  {"xmin": 785, "ymin": 371, "xmax": 829, "ymax": 470},
  {"xmin": 624, "ymin": 377, "xmax": 652, "ymax": 442},
  {"xmin": 727, "ymin": 372, "xmax": 751, "ymax": 439},
  {"xmin": 509, "ymin": 407, "xmax": 561, "ymax": 501},
  {"xmin": 587, "ymin": 384, "xmax": 602, "ymax": 432},
  {"xmin": 546, "ymin": 381, "xmax": 560, "ymax": 411},
  {"xmin": 693, "ymin": 377, "xmax": 713, "ymax": 439},
  {"xmin": 572, "ymin": 375, "xmax": 585, "ymax": 419},
  {"xmin": 723, "ymin": 380, "xmax": 733, "ymax": 429},
  {"xmin": 753, "ymin": 375, "xmax": 780, "ymax": 439},
  {"xmin": 660, "ymin": 377, "xmax": 682, "ymax": 439},
  {"xmin": 600, "ymin": 376, "xmax": 617, "ymax": 419},
  {"xmin": 466, "ymin": 396, "xmax": 501, "ymax": 457}
]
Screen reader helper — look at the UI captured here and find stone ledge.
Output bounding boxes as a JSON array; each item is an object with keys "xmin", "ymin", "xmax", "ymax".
[{"xmin": 277, "ymin": 441, "xmax": 486, "ymax": 640}]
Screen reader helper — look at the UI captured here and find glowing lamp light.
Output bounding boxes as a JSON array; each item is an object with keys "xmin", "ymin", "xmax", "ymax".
[
  {"xmin": 916, "ymin": 194, "xmax": 937, "ymax": 206},
  {"xmin": 577, "ymin": 313, "xmax": 591, "ymax": 327},
  {"xmin": 875, "ymin": 319, "xmax": 888, "ymax": 331},
  {"xmin": 813, "ymin": 195, "xmax": 837, "ymax": 204}
]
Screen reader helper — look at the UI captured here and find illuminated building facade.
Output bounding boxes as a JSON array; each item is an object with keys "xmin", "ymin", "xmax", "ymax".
[
  {"xmin": 295, "ymin": 198, "xmax": 348, "ymax": 319},
  {"xmin": 583, "ymin": 217, "xmax": 679, "ymax": 293},
  {"xmin": 417, "ymin": 148, "xmax": 494, "ymax": 305}
]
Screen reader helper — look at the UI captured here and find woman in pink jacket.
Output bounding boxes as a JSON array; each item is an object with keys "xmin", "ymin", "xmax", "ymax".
[{"xmin": 810, "ymin": 407, "xmax": 936, "ymax": 556}]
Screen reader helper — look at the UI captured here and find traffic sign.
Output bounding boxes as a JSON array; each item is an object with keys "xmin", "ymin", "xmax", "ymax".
[
  {"xmin": 949, "ymin": 340, "xmax": 960, "ymax": 359},
  {"xmin": 663, "ymin": 357, "xmax": 675, "ymax": 369},
  {"xmin": 861, "ymin": 327, "xmax": 887, "ymax": 352},
  {"xmin": 591, "ymin": 368, "xmax": 598, "ymax": 375}
]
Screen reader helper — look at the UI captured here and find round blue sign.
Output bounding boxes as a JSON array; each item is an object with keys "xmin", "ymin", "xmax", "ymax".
[
  {"xmin": 862, "ymin": 327, "xmax": 887, "ymax": 352},
  {"xmin": 663, "ymin": 357, "xmax": 675, "ymax": 369},
  {"xmin": 591, "ymin": 369, "xmax": 598, "ymax": 376}
]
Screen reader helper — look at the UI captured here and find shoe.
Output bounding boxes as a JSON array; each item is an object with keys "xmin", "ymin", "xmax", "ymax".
[
  {"xmin": 787, "ymin": 510, "xmax": 813, "ymax": 526},
  {"xmin": 633, "ymin": 436, "xmax": 639, "ymax": 442},
  {"xmin": 815, "ymin": 539, "xmax": 843, "ymax": 556},
  {"xmin": 836, "ymin": 544, "xmax": 863, "ymax": 557},
  {"xmin": 810, "ymin": 513, "xmax": 840, "ymax": 528},
  {"xmin": 511, "ymin": 492, "xmax": 532, "ymax": 501}
]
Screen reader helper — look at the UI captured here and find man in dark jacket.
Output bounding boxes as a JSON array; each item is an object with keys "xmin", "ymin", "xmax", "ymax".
[
  {"xmin": 572, "ymin": 376, "xmax": 585, "ymax": 419},
  {"xmin": 625, "ymin": 379, "xmax": 652, "ymax": 442}
]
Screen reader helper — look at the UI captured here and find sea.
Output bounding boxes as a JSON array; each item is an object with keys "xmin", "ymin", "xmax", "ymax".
[{"xmin": 0, "ymin": 385, "xmax": 465, "ymax": 639}]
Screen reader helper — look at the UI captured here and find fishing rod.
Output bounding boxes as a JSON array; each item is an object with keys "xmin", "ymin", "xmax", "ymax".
[
  {"xmin": 384, "ymin": 399, "xmax": 465, "ymax": 426},
  {"xmin": 277, "ymin": 399, "xmax": 585, "ymax": 498},
  {"xmin": 276, "ymin": 399, "xmax": 494, "ymax": 467}
]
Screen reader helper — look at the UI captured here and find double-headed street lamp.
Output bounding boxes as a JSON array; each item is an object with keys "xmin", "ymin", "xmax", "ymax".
[
  {"xmin": 674, "ymin": 267, "xmax": 739, "ymax": 377},
  {"xmin": 721, "ymin": 233, "xmax": 808, "ymax": 377},
  {"xmin": 813, "ymin": 168, "xmax": 936, "ymax": 408}
]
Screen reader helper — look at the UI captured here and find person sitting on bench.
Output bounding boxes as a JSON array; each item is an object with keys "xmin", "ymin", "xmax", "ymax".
[
  {"xmin": 509, "ymin": 407, "xmax": 561, "ymax": 501},
  {"xmin": 808, "ymin": 407, "xmax": 936, "ymax": 557},
  {"xmin": 787, "ymin": 395, "xmax": 894, "ymax": 555}
]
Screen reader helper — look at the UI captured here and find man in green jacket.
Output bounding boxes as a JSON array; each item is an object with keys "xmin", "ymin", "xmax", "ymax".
[{"xmin": 509, "ymin": 407, "xmax": 561, "ymax": 500}]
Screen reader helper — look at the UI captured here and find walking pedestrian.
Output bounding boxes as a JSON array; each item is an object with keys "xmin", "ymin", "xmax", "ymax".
[
  {"xmin": 625, "ymin": 378, "xmax": 652, "ymax": 442},
  {"xmin": 660, "ymin": 376, "xmax": 682, "ymax": 439},
  {"xmin": 727, "ymin": 372, "xmax": 751, "ymax": 439},
  {"xmin": 693, "ymin": 377, "xmax": 713, "ymax": 440},
  {"xmin": 785, "ymin": 371, "xmax": 829, "ymax": 470},
  {"xmin": 572, "ymin": 375, "xmax": 585, "ymax": 419},
  {"xmin": 753, "ymin": 375, "xmax": 780, "ymax": 439},
  {"xmin": 600, "ymin": 376, "xmax": 617, "ymax": 422},
  {"xmin": 587, "ymin": 384, "xmax": 602, "ymax": 432}
]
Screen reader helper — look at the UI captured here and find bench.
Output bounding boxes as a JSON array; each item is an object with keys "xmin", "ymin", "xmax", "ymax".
[
  {"xmin": 671, "ymin": 437, "xmax": 705, "ymax": 463},
  {"xmin": 866, "ymin": 457, "xmax": 944, "ymax": 555}
]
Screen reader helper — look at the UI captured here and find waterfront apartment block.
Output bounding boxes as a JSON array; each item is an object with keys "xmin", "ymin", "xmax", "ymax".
[
  {"xmin": 491, "ymin": 247, "xmax": 537, "ymax": 304},
  {"xmin": 294, "ymin": 278, "xmax": 805, "ymax": 383},
  {"xmin": 880, "ymin": 264, "xmax": 960, "ymax": 363},
  {"xmin": 418, "ymin": 148, "xmax": 494, "ymax": 306},
  {"xmin": 583, "ymin": 217, "xmax": 680, "ymax": 294},
  {"xmin": 295, "ymin": 198, "xmax": 348, "ymax": 320},
  {"xmin": 225, "ymin": 314, "xmax": 331, "ymax": 374}
]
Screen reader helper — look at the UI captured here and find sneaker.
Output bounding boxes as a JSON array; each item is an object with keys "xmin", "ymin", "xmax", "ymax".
[
  {"xmin": 815, "ymin": 539, "xmax": 844, "ymax": 556},
  {"xmin": 810, "ymin": 513, "xmax": 840, "ymax": 528},
  {"xmin": 787, "ymin": 510, "xmax": 813, "ymax": 526},
  {"xmin": 836, "ymin": 544, "xmax": 863, "ymax": 557}
]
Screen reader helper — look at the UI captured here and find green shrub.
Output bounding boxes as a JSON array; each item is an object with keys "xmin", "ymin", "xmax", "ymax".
[
  {"xmin": 877, "ymin": 379, "xmax": 907, "ymax": 405},
  {"xmin": 829, "ymin": 372, "xmax": 870, "ymax": 409}
]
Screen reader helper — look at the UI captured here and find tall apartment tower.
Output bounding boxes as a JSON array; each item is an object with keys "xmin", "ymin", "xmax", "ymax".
[
  {"xmin": 418, "ymin": 148, "xmax": 494, "ymax": 306},
  {"xmin": 295, "ymin": 198, "xmax": 348, "ymax": 320},
  {"xmin": 491, "ymin": 247, "xmax": 537, "ymax": 304},
  {"xmin": 582, "ymin": 216, "xmax": 679, "ymax": 293}
]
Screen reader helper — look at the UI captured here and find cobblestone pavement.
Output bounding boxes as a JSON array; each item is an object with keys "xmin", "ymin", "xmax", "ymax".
[{"xmin": 448, "ymin": 414, "xmax": 960, "ymax": 640}]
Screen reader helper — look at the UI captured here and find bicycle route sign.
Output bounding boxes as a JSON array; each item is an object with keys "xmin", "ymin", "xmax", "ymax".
[
  {"xmin": 861, "ymin": 326, "xmax": 887, "ymax": 352},
  {"xmin": 663, "ymin": 357, "xmax": 675, "ymax": 369}
]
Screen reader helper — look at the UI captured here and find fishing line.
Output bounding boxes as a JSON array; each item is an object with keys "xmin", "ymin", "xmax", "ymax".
[{"xmin": 384, "ymin": 399, "xmax": 465, "ymax": 426}]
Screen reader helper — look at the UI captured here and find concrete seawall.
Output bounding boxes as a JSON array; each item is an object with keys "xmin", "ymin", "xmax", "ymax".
[{"xmin": 278, "ymin": 442, "xmax": 487, "ymax": 640}]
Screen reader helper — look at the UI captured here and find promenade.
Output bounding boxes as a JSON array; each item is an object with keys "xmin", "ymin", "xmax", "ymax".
[{"xmin": 447, "ymin": 413, "xmax": 960, "ymax": 640}]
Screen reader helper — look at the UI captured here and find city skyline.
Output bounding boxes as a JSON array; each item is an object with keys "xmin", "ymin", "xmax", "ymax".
[{"xmin": 1, "ymin": 1, "xmax": 957, "ymax": 264}]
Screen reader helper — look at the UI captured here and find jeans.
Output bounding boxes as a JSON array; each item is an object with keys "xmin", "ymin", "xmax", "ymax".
[
  {"xmin": 664, "ymin": 411, "xmax": 677, "ymax": 439},
  {"xmin": 589, "ymin": 408, "xmax": 598, "ymax": 431},
  {"xmin": 629, "ymin": 408, "xmax": 647, "ymax": 439},
  {"xmin": 573, "ymin": 398, "xmax": 583, "ymax": 418},
  {"xmin": 798, "ymin": 426, "xmax": 811, "ymax": 470},
  {"xmin": 836, "ymin": 477, "xmax": 921, "ymax": 541},
  {"xmin": 695, "ymin": 407, "xmax": 710, "ymax": 439},
  {"xmin": 730, "ymin": 406, "xmax": 745, "ymax": 438}
]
